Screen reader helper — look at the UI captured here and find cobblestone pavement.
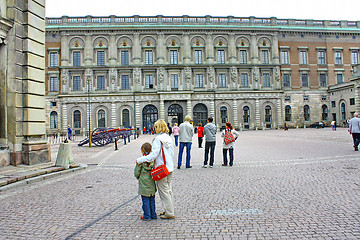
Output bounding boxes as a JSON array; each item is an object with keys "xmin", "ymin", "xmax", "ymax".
[{"xmin": 1, "ymin": 128, "xmax": 359, "ymax": 239}]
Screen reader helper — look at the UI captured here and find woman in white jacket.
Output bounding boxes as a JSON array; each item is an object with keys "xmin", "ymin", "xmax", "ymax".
[
  {"xmin": 221, "ymin": 122, "xmax": 239, "ymax": 167},
  {"xmin": 137, "ymin": 119, "xmax": 175, "ymax": 219}
]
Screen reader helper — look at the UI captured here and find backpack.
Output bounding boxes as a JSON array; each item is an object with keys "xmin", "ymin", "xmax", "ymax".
[{"xmin": 224, "ymin": 129, "xmax": 235, "ymax": 145}]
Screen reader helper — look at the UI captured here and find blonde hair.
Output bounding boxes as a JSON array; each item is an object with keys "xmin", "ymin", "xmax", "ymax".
[
  {"xmin": 154, "ymin": 119, "xmax": 169, "ymax": 133},
  {"xmin": 174, "ymin": 123, "xmax": 178, "ymax": 126},
  {"xmin": 185, "ymin": 115, "xmax": 191, "ymax": 122}
]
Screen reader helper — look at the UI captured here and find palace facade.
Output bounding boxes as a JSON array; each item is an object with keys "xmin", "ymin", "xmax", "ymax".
[{"xmin": 45, "ymin": 15, "xmax": 360, "ymax": 135}]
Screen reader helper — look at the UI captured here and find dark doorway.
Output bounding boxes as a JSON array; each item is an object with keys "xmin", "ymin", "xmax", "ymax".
[
  {"xmin": 168, "ymin": 104, "xmax": 183, "ymax": 126},
  {"xmin": 142, "ymin": 105, "xmax": 158, "ymax": 132},
  {"xmin": 193, "ymin": 103, "xmax": 208, "ymax": 126}
]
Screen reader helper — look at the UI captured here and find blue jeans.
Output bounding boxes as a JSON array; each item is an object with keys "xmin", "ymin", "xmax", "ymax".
[
  {"xmin": 141, "ymin": 195, "xmax": 157, "ymax": 220},
  {"xmin": 174, "ymin": 135, "xmax": 179, "ymax": 147},
  {"xmin": 204, "ymin": 141, "xmax": 216, "ymax": 166},
  {"xmin": 178, "ymin": 142, "xmax": 192, "ymax": 167},
  {"xmin": 223, "ymin": 148, "xmax": 234, "ymax": 166}
]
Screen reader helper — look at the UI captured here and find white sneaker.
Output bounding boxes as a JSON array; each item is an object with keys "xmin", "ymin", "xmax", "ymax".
[
  {"xmin": 202, "ymin": 165, "xmax": 207, "ymax": 168},
  {"xmin": 209, "ymin": 165, "xmax": 213, "ymax": 168}
]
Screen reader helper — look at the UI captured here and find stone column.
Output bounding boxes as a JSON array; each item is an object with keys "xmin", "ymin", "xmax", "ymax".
[
  {"xmin": 255, "ymin": 99, "xmax": 260, "ymax": 129},
  {"xmin": 109, "ymin": 33, "xmax": 117, "ymax": 66},
  {"xmin": 159, "ymin": 98, "xmax": 165, "ymax": 121},
  {"xmin": 182, "ymin": 33, "xmax": 191, "ymax": 65},
  {"xmin": 355, "ymin": 82, "xmax": 360, "ymax": 113},
  {"xmin": 111, "ymin": 102, "xmax": 116, "ymax": 127},
  {"xmin": 135, "ymin": 101, "xmax": 141, "ymax": 129},
  {"xmin": 277, "ymin": 98, "xmax": 282, "ymax": 128},
  {"xmin": 62, "ymin": 103, "xmax": 68, "ymax": 132},
  {"xmin": 187, "ymin": 99, "xmax": 192, "ymax": 117},
  {"xmin": 84, "ymin": 34, "xmax": 93, "ymax": 66},
  {"xmin": 87, "ymin": 101, "xmax": 92, "ymax": 132},
  {"xmin": 210, "ymin": 100, "xmax": 215, "ymax": 118},
  {"xmin": 206, "ymin": 33, "xmax": 214, "ymax": 64},
  {"xmin": 272, "ymin": 34, "xmax": 280, "ymax": 65},
  {"xmin": 61, "ymin": 32, "xmax": 69, "ymax": 66},
  {"xmin": 132, "ymin": 33, "xmax": 141, "ymax": 65},
  {"xmin": 233, "ymin": 99, "xmax": 239, "ymax": 128},
  {"xmin": 229, "ymin": 33, "xmax": 236, "ymax": 64},
  {"xmin": 250, "ymin": 34, "xmax": 259, "ymax": 64},
  {"xmin": 157, "ymin": 33, "xmax": 165, "ymax": 64}
]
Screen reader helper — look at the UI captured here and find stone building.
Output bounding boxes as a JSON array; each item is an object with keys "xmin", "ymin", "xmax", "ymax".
[
  {"xmin": 44, "ymin": 15, "xmax": 360, "ymax": 136},
  {"xmin": 0, "ymin": 0, "xmax": 49, "ymax": 166}
]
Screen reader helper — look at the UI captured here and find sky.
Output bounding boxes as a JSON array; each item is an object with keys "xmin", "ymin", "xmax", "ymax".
[{"xmin": 46, "ymin": 0, "xmax": 360, "ymax": 21}]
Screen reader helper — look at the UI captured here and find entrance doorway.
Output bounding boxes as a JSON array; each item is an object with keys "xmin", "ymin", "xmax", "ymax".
[
  {"xmin": 193, "ymin": 103, "xmax": 208, "ymax": 126},
  {"xmin": 142, "ymin": 105, "xmax": 158, "ymax": 133},
  {"xmin": 168, "ymin": 104, "xmax": 183, "ymax": 126}
]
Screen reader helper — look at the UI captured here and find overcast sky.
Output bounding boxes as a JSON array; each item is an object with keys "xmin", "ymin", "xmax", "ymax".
[{"xmin": 46, "ymin": 0, "xmax": 360, "ymax": 21}]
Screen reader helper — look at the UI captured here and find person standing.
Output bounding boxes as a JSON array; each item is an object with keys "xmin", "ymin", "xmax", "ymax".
[
  {"xmin": 203, "ymin": 117, "xmax": 217, "ymax": 168},
  {"xmin": 172, "ymin": 123, "xmax": 180, "ymax": 147},
  {"xmin": 331, "ymin": 120, "xmax": 336, "ymax": 131},
  {"xmin": 67, "ymin": 125, "xmax": 72, "ymax": 140},
  {"xmin": 349, "ymin": 112, "xmax": 360, "ymax": 151},
  {"xmin": 167, "ymin": 123, "xmax": 172, "ymax": 136},
  {"xmin": 137, "ymin": 120, "xmax": 175, "ymax": 219},
  {"xmin": 221, "ymin": 122, "xmax": 240, "ymax": 166},
  {"xmin": 197, "ymin": 123, "xmax": 204, "ymax": 148},
  {"xmin": 177, "ymin": 115, "xmax": 194, "ymax": 169}
]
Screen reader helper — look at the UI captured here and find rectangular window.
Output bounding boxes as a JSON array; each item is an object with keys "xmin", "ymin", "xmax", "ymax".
[
  {"xmin": 97, "ymin": 51, "xmax": 105, "ymax": 66},
  {"xmin": 280, "ymin": 50, "xmax": 289, "ymax": 64},
  {"xmin": 240, "ymin": 50, "xmax": 247, "ymax": 64},
  {"xmin": 263, "ymin": 73, "xmax": 270, "ymax": 87},
  {"xmin": 350, "ymin": 98, "xmax": 355, "ymax": 105},
  {"xmin": 300, "ymin": 51, "xmax": 307, "ymax": 64},
  {"xmin": 261, "ymin": 50, "xmax": 269, "ymax": 64},
  {"xmin": 145, "ymin": 50, "xmax": 153, "ymax": 65},
  {"xmin": 73, "ymin": 51, "xmax": 81, "ymax": 66},
  {"xmin": 145, "ymin": 75, "xmax": 153, "ymax": 89},
  {"xmin": 318, "ymin": 51, "xmax": 326, "ymax": 65},
  {"xmin": 319, "ymin": 74, "xmax": 327, "ymax": 87},
  {"xmin": 121, "ymin": 75, "xmax": 129, "ymax": 89},
  {"xmin": 121, "ymin": 50, "xmax": 129, "ymax": 66},
  {"xmin": 351, "ymin": 51, "xmax": 359, "ymax": 65},
  {"xmin": 97, "ymin": 75, "xmax": 105, "ymax": 90},
  {"xmin": 49, "ymin": 77, "xmax": 58, "ymax": 91},
  {"xmin": 73, "ymin": 76, "xmax": 81, "ymax": 91},
  {"xmin": 195, "ymin": 74, "xmax": 203, "ymax": 88},
  {"xmin": 195, "ymin": 50, "xmax": 202, "ymax": 64},
  {"xmin": 301, "ymin": 73, "xmax": 309, "ymax": 87},
  {"xmin": 240, "ymin": 73, "xmax": 248, "ymax": 87},
  {"xmin": 170, "ymin": 50, "xmax": 178, "ymax": 65},
  {"xmin": 335, "ymin": 51, "xmax": 342, "ymax": 65},
  {"xmin": 170, "ymin": 74, "xmax": 178, "ymax": 89},
  {"xmin": 283, "ymin": 74, "xmax": 290, "ymax": 87},
  {"xmin": 218, "ymin": 73, "xmax": 226, "ymax": 87},
  {"xmin": 331, "ymin": 101, "xmax": 336, "ymax": 107},
  {"xmin": 50, "ymin": 101, "xmax": 57, "ymax": 107},
  {"xmin": 50, "ymin": 52, "xmax": 58, "ymax": 67},
  {"xmin": 336, "ymin": 73, "xmax": 343, "ymax": 84},
  {"xmin": 217, "ymin": 50, "xmax": 225, "ymax": 64}
]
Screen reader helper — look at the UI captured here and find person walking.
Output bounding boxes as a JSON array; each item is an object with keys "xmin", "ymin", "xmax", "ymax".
[
  {"xmin": 136, "ymin": 120, "xmax": 175, "ymax": 219},
  {"xmin": 134, "ymin": 142, "xmax": 157, "ymax": 221},
  {"xmin": 203, "ymin": 117, "xmax": 217, "ymax": 168},
  {"xmin": 67, "ymin": 125, "xmax": 72, "ymax": 140},
  {"xmin": 331, "ymin": 120, "xmax": 336, "ymax": 131},
  {"xmin": 177, "ymin": 115, "xmax": 194, "ymax": 169},
  {"xmin": 221, "ymin": 122, "xmax": 240, "ymax": 166},
  {"xmin": 349, "ymin": 112, "xmax": 360, "ymax": 151},
  {"xmin": 167, "ymin": 123, "xmax": 172, "ymax": 136},
  {"xmin": 172, "ymin": 123, "xmax": 180, "ymax": 147},
  {"xmin": 197, "ymin": 123, "xmax": 204, "ymax": 148}
]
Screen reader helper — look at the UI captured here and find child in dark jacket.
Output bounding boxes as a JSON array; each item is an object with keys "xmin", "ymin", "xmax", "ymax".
[{"xmin": 134, "ymin": 142, "xmax": 157, "ymax": 221}]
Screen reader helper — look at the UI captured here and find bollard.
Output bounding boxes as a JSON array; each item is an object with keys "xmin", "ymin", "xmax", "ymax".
[
  {"xmin": 124, "ymin": 136, "xmax": 127, "ymax": 145},
  {"xmin": 114, "ymin": 140, "xmax": 118, "ymax": 151},
  {"xmin": 55, "ymin": 142, "xmax": 74, "ymax": 169},
  {"xmin": 128, "ymin": 135, "xmax": 131, "ymax": 143}
]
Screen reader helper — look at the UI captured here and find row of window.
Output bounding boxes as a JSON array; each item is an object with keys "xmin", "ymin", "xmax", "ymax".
[
  {"xmin": 49, "ymin": 48, "xmax": 360, "ymax": 67},
  {"xmin": 282, "ymin": 72, "xmax": 345, "ymax": 88},
  {"xmin": 281, "ymin": 49, "xmax": 359, "ymax": 65}
]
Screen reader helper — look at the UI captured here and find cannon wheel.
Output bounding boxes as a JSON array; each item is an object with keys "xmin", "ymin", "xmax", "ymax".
[{"xmin": 91, "ymin": 128, "xmax": 113, "ymax": 147}]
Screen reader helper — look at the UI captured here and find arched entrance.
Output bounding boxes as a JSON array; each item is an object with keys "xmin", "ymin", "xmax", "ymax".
[
  {"xmin": 168, "ymin": 104, "xmax": 183, "ymax": 126},
  {"xmin": 193, "ymin": 103, "xmax": 208, "ymax": 126},
  {"xmin": 142, "ymin": 105, "xmax": 158, "ymax": 133}
]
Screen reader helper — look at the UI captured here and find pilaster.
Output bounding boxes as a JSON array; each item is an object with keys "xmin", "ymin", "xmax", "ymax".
[
  {"xmin": 135, "ymin": 101, "xmax": 141, "ymax": 129},
  {"xmin": 206, "ymin": 33, "xmax": 214, "ymax": 64},
  {"xmin": 187, "ymin": 99, "xmax": 192, "ymax": 117},
  {"xmin": 133, "ymin": 33, "xmax": 141, "ymax": 65},
  {"xmin": 182, "ymin": 33, "xmax": 191, "ymax": 65},
  {"xmin": 233, "ymin": 99, "xmax": 238, "ymax": 128},
  {"xmin": 62, "ymin": 103, "xmax": 68, "ymax": 132},
  {"xmin": 84, "ymin": 33, "xmax": 92, "ymax": 66},
  {"xmin": 255, "ymin": 99, "xmax": 260, "ymax": 128},
  {"xmin": 250, "ymin": 34, "xmax": 259, "ymax": 64},
  {"xmin": 61, "ymin": 33, "xmax": 69, "ymax": 66},
  {"xmin": 277, "ymin": 98, "xmax": 282, "ymax": 128},
  {"xmin": 160, "ymin": 99, "xmax": 165, "ymax": 120},
  {"xmin": 229, "ymin": 33, "xmax": 236, "ymax": 64},
  {"xmin": 157, "ymin": 33, "xmax": 165, "ymax": 64},
  {"xmin": 111, "ymin": 102, "xmax": 116, "ymax": 127},
  {"xmin": 272, "ymin": 34, "xmax": 280, "ymax": 64},
  {"xmin": 109, "ymin": 33, "xmax": 117, "ymax": 65}
]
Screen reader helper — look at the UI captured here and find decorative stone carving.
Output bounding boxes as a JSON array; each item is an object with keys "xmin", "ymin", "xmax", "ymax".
[
  {"xmin": 133, "ymin": 68, "xmax": 141, "ymax": 91},
  {"xmin": 85, "ymin": 69, "xmax": 93, "ymax": 92},
  {"xmin": 207, "ymin": 67, "xmax": 215, "ymax": 90},
  {"xmin": 252, "ymin": 66, "xmax": 260, "ymax": 90},
  {"xmin": 61, "ymin": 69, "xmax": 69, "ymax": 93},
  {"xmin": 274, "ymin": 66, "xmax": 281, "ymax": 90},
  {"xmin": 184, "ymin": 67, "xmax": 192, "ymax": 90},
  {"xmin": 109, "ymin": 68, "xmax": 117, "ymax": 92},
  {"xmin": 158, "ymin": 67, "xmax": 165, "ymax": 83}
]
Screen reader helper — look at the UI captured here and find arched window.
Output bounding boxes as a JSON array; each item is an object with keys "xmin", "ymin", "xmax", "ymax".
[
  {"xmin": 285, "ymin": 105, "xmax": 291, "ymax": 121},
  {"xmin": 265, "ymin": 105, "xmax": 272, "ymax": 122},
  {"xmin": 142, "ymin": 105, "xmax": 158, "ymax": 130},
  {"xmin": 220, "ymin": 106, "xmax": 228, "ymax": 124},
  {"xmin": 341, "ymin": 102, "xmax": 346, "ymax": 120},
  {"xmin": 98, "ymin": 109, "xmax": 106, "ymax": 128},
  {"xmin": 193, "ymin": 103, "xmax": 208, "ymax": 126},
  {"xmin": 322, "ymin": 105, "xmax": 328, "ymax": 121},
  {"xmin": 73, "ymin": 110, "xmax": 81, "ymax": 128},
  {"xmin": 243, "ymin": 106, "xmax": 250, "ymax": 123},
  {"xmin": 50, "ymin": 111, "xmax": 58, "ymax": 129},
  {"xmin": 304, "ymin": 105, "xmax": 310, "ymax": 121},
  {"xmin": 122, "ymin": 109, "xmax": 130, "ymax": 128}
]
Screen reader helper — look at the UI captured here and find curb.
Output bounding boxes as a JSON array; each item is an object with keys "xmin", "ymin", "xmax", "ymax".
[{"xmin": 0, "ymin": 163, "xmax": 88, "ymax": 192}]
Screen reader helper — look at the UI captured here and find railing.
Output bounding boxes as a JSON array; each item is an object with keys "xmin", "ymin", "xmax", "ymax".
[{"xmin": 45, "ymin": 15, "xmax": 360, "ymax": 29}]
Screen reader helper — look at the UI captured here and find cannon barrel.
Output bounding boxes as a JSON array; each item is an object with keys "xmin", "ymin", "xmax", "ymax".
[{"xmin": 78, "ymin": 128, "xmax": 135, "ymax": 147}]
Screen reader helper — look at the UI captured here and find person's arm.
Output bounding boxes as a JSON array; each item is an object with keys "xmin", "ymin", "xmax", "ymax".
[
  {"xmin": 134, "ymin": 164, "xmax": 141, "ymax": 179},
  {"xmin": 233, "ymin": 130, "xmax": 240, "ymax": 139},
  {"xmin": 137, "ymin": 138, "xmax": 161, "ymax": 164}
]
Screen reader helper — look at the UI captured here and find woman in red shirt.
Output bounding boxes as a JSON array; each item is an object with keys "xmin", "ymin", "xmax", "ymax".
[{"xmin": 197, "ymin": 123, "xmax": 204, "ymax": 148}]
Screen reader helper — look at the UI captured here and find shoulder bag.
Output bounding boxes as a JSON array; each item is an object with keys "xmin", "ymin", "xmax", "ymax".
[{"xmin": 150, "ymin": 143, "xmax": 169, "ymax": 181}]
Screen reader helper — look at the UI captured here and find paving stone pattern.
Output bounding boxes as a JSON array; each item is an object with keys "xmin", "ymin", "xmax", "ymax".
[{"xmin": 0, "ymin": 128, "xmax": 359, "ymax": 239}]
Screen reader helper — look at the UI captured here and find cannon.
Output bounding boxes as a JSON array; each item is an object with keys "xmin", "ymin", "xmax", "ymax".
[{"xmin": 78, "ymin": 128, "xmax": 135, "ymax": 147}]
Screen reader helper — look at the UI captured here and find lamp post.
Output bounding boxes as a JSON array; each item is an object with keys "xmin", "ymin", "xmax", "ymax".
[{"xmin": 87, "ymin": 76, "xmax": 92, "ymax": 147}]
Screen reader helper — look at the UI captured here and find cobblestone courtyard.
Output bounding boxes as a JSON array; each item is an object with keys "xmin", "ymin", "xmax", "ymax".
[{"xmin": 1, "ymin": 128, "xmax": 359, "ymax": 239}]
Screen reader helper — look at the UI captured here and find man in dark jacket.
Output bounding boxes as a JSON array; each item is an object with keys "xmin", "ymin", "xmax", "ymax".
[{"xmin": 203, "ymin": 117, "xmax": 217, "ymax": 168}]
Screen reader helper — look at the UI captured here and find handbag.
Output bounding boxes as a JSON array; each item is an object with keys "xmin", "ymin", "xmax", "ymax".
[
  {"xmin": 224, "ymin": 129, "xmax": 235, "ymax": 145},
  {"xmin": 150, "ymin": 143, "xmax": 169, "ymax": 181}
]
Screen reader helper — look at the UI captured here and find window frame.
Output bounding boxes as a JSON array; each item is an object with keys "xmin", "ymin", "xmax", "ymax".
[
  {"xmin": 121, "ymin": 75, "xmax": 130, "ymax": 90},
  {"xmin": 170, "ymin": 50, "xmax": 178, "ymax": 65},
  {"xmin": 145, "ymin": 75, "xmax": 154, "ymax": 89},
  {"xmin": 239, "ymin": 50, "xmax": 247, "ymax": 64},
  {"xmin": 72, "ymin": 76, "xmax": 81, "ymax": 91},
  {"xmin": 145, "ymin": 50, "xmax": 153, "ymax": 65},
  {"xmin": 97, "ymin": 50, "xmax": 105, "ymax": 66},
  {"xmin": 73, "ymin": 51, "xmax": 81, "ymax": 67},
  {"xmin": 195, "ymin": 74, "xmax": 203, "ymax": 88},
  {"xmin": 96, "ymin": 75, "xmax": 105, "ymax": 90},
  {"xmin": 218, "ymin": 73, "xmax": 226, "ymax": 88},
  {"xmin": 217, "ymin": 50, "xmax": 225, "ymax": 64},
  {"xmin": 240, "ymin": 73, "xmax": 249, "ymax": 87},
  {"xmin": 262, "ymin": 73, "xmax": 270, "ymax": 87},
  {"xmin": 121, "ymin": 50, "xmax": 129, "ymax": 66},
  {"xmin": 49, "ymin": 76, "xmax": 58, "ymax": 92},
  {"xmin": 170, "ymin": 74, "xmax": 178, "ymax": 90},
  {"xmin": 49, "ymin": 52, "xmax": 58, "ymax": 67},
  {"xmin": 317, "ymin": 50, "xmax": 326, "ymax": 65},
  {"xmin": 195, "ymin": 50, "xmax": 202, "ymax": 64},
  {"xmin": 280, "ymin": 50, "xmax": 289, "ymax": 65},
  {"xmin": 299, "ymin": 50, "xmax": 308, "ymax": 65}
]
